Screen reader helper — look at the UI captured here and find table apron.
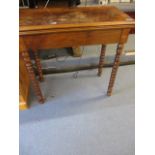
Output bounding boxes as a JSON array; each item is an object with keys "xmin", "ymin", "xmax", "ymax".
[{"xmin": 22, "ymin": 29, "xmax": 124, "ymax": 50}]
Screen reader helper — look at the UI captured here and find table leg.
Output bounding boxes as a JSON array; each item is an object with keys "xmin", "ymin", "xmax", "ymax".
[
  {"xmin": 34, "ymin": 51, "xmax": 44, "ymax": 81},
  {"xmin": 107, "ymin": 43, "xmax": 124, "ymax": 96},
  {"xmin": 21, "ymin": 51, "xmax": 45, "ymax": 103},
  {"xmin": 98, "ymin": 44, "xmax": 106, "ymax": 76}
]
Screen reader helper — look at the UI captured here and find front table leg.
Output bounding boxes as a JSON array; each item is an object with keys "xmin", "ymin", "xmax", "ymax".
[
  {"xmin": 98, "ymin": 44, "xmax": 106, "ymax": 76},
  {"xmin": 21, "ymin": 51, "xmax": 45, "ymax": 103},
  {"xmin": 107, "ymin": 43, "xmax": 124, "ymax": 96},
  {"xmin": 34, "ymin": 51, "xmax": 44, "ymax": 81}
]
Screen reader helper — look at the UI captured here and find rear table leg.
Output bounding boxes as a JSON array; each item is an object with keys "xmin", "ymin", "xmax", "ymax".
[
  {"xmin": 33, "ymin": 51, "xmax": 44, "ymax": 81},
  {"xmin": 98, "ymin": 44, "xmax": 106, "ymax": 76}
]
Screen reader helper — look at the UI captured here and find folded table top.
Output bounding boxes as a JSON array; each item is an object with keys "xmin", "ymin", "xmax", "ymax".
[{"xmin": 19, "ymin": 6, "xmax": 134, "ymax": 33}]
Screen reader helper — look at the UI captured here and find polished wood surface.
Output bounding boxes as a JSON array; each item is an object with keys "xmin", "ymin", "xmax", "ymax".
[
  {"xmin": 20, "ymin": 6, "xmax": 134, "ymax": 32},
  {"xmin": 19, "ymin": 6, "xmax": 135, "ymax": 104}
]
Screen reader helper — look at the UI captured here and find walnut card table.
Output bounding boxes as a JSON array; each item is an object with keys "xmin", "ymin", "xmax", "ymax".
[{"xmin": 19, "ymin": 6, "xmax": 134, "ymax": 104}]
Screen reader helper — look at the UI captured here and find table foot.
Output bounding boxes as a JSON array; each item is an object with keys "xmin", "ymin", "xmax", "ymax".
[
  {"xmin": 21, "ymin": 51, "xmax": 45, "ymax": 103},
  {"xmin": 98, "ymin": 44, "xmax": 106, "ymax": 76},
  {"xmin": 107, "ymin": 43, "xmax": 124, "ymax": 96}
]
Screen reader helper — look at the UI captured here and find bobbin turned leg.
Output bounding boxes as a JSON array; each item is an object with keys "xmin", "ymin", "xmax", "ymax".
[
  {"xmin": 33, "ymin": 51, "xmax": 44, "ymax": 81},
  {"xmin": 107, "ymin": 43, "xmax": 124, "ymax": 96},
  {"xmin": 98, "ymin": 44, "xmax": 106, "ymax": 76},
  {"xmin": 21, "ymin": 51, "xmax": 45, "ymax": 103}
]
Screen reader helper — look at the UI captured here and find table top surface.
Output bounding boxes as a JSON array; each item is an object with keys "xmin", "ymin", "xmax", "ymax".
[{"xmin": 20, "ymin": 6, "xmax": 134, "ymax": 32}]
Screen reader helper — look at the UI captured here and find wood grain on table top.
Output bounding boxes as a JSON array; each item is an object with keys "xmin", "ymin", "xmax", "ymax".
[{"xmin": 20, "ymin": 6, "xmax": 134, "ymax": 32}]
